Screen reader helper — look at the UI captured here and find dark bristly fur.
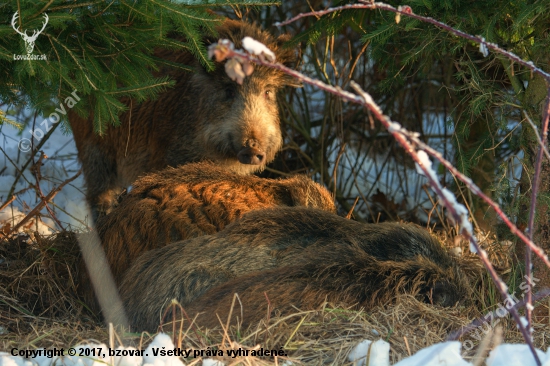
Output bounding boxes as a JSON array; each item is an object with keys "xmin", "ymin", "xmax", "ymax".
[
  {"xmin": 79, "ymin": 162, "xmax": 335, "ymax": 306},
  {"xmin": 118, "ymin": 207, "xmax": 472, "ymax": 331},
  {"xmin": 68, "ymin": 20, "xmax": 298, "ymax": 220}
]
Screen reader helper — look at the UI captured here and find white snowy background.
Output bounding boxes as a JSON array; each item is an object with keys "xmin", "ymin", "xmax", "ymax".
[
  {"xmin": 2, "ymin": 335, "xmax": 550, "ymax": 366},
  {"xmin": 0, "ymin": 115, "xmax": 90, "ymax": 235}
]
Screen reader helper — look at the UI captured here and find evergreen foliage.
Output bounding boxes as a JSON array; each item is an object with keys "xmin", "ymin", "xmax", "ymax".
[
  {"xmin": 1, "ymin": 0, "xmax": 547, "ymax": 227},
  {"xmin": 0, "ymin": 0, "xmax": 278, "ymax": 133},
  {"xmin": 278, "ymin": 0, "xmax": 549, "ymax": 227}
]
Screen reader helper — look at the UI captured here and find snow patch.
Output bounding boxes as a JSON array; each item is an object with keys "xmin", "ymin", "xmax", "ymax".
[
  {"xmin": 415, "ymin": 150, "xmax": 438, "ymax": 182},
  {"xmin": 394, "ymin": 342, "xmax": 472, "ymax": 366},
  {"xmin": 144, "ymin": 334, "xmax": 185, "ymax": 366},
  {"xmin": 0, "ymin": 206, "xmax": 54, "ymax": 235},
  {"xmin": 0, "ymin": 353, "xmax": 34, "ymax": 366},
  {"xmin": 242, "ymin": 37, "xmax": 275, "ymax": 62},
  {"xmin": 486, "ymin": 344, "xmax": 548, "ymax": 366},
  {"xmin": 387, "ymin": 122, "xmax": 402, "ymax": 133},
  {"xmin": 201, "ymin": 360, "xmax": 223, "ymax": 366},
  {"xmin": 112, "ymin": 347, "xmax": 143, "ymax": 366},
  {"xmin": 62, "ymin": 344, "xmax": 109, "ymax": 366},
  {"xmin": 479, "ymin": 37, "xmax": 489, "ymax": 57},
  {"xmin": 348, "ymin": 339, "xmax": 389, "ymax": 366},
  {"xmin": 439, "ymin": 188, "xmax": 474, "ymax": 243}
]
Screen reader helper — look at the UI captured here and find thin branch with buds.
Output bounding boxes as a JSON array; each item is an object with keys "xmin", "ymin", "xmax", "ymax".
[
  {"xmin": 524, "ymin": 90, "xmax": 550, "ymax": 333},
  {"xmin": 276, "ymin": 1, "xmax": 550, "ymax": 83},
  {"xmin": 277, "ymin": 0, "xmax": 550, "ymax": 350},
  {"xmin": 31, "ymin": 152, "xmax": 64, "ymax": 230},
  {"xmin": 348, "ymin": 80, "xmax": 541, "ymax": 365},
  {"xmin": 208, "ymin": 38, "xmax": 546, "ymax": 364},
  {"xmin": 213, "ymin": 45, "xmax": 550, "ymax": 269}
]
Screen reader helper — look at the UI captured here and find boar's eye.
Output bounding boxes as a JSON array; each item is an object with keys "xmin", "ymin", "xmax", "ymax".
[
  {"xmin": 264, "ymin": 89, "xmax": 274, "ymax": 99},
  {"xmin": 225, "ymin": 87, "xmax": 236, "ymax": 100}
]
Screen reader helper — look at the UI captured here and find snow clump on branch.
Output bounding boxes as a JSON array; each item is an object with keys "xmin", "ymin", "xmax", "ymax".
[
  {"xmin": 413, "ymin": 149, "xmax": 474, "ymax": 250},
  {"xmin": 207, "ymin": 37, "xmax": 276, "ymax": 85},
  {"xmin": 479, "ymin": 37, "xmax": 489, "ymax": 57}
]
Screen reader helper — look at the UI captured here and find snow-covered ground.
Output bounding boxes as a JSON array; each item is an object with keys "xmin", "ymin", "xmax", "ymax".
[
  {"xmin": 2, "ymin": 336, "xmax": 550, "ymax": 366},
  {"xmin": 347, "ymin": 339, "xmax": 550, "ymax": 366}
]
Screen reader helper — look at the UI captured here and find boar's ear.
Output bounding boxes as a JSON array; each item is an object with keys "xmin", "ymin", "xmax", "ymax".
[{"xmin": 275, "ymin": 34, "xmax": 303, "ymax": 88}]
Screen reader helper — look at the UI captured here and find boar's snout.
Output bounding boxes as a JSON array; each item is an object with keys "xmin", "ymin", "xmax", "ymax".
[
  {"xmin": 237, "ymin": 147, "xmax": 265, "ymax": 165},
  {"xmin": 237, "ymin": 139, "xmax": 266, "ymax": 165}
]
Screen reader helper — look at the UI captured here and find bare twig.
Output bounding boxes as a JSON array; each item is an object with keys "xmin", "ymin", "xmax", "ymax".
[
  {"xmin": 0, "ymin": 196, "xmax": 16, "ymax": 212},
  {"xmin": 276, "ymin": 1, "xmax": 550, "ymax": 82},
  {"xmin": 212, "ymin": 4, "xmax": 550, "ymax": 360},
  {"xmin": 447, "ymin": 288, "xmax": 550, "ymax": 341},
  {"xmin": 350, "ymin": 81, "xmax": 542, "ymax": 365},
  {"xmin": 524, "ymin": 91, "xmax": 550, "ymax": 333},
  {"xmin": 211, "ymin": 44, "xmax": 545, "ymax": 365},
  {"xmin": 405, "ymin": 129, "xmax": 550, "ymax": 270},
  {"xmin": 7, "ymin": 169, "xmax": 81, "ymax": 235},
  {"xmin": 345, "ymin": 196, "xmax": 360, "ymax": 219},
  {"xmin": 7, "ymin": 118, "xmax": 61, "ymax": 199},
  {"xmin": 215, "ymin": 46, "xmax": 550, "ymax": 270},
  {"xmin": 31, "ymin": 151, "xmax": 64, "ymax": 230},
  {"xmin": 332, "ymin": 143, "xmax": 346, "ymax": 199},
  {"xmin": 523, "ymin": 110, "xmax": 550, "ymax": 162}
]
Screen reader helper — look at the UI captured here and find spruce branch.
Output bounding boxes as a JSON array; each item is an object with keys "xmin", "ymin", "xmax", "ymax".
[
  {"xmin": 149, "ymin": 0, "xmax": 222, "ymax": 22},
  {"xmin": 104, "ymin": 80, "xmax": 174, "ymax": 96},
  {"xmin": 48, "ymin": 1, "xmax": 104, "ymax": 12},
  {"xmin": 276, "ymin": 1, "xmax": 550, "ymax": 83},
  {"xmin": 31, "ymin": 0, "xmax": 55, "ymax": 19},
  {"xmin": 48, "ymin": 35, "xmax": 98, "ymax": 90}
]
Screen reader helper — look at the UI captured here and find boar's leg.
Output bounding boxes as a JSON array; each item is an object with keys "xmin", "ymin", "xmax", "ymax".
[{"xmin": 81, "ymin": 144, "xmax": 122, "ymax": 221}]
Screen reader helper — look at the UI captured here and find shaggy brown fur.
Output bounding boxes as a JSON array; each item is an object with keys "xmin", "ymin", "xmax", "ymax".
[
  {"xmin": 118, "ymin": 207, "xmax": 472, "ymax": 331},
  {"xmin": 68, "ymin": 20, "xmax": 298, "ymax": 220},
  {"xmin": 81, "ymin": 162, "xmax": 335, "ymax": 297}
]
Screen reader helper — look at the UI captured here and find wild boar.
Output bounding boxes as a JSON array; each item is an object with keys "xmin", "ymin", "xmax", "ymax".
[
  {"xmin": 118, "ymin": 207, "xmax": 472, "ymax": 331},
  {"xmin": 78, "ymin": 162, "xmax": 335, "ymax": 307},
  {"xmin": 68, "ymin": 20, "xmax": 298, "ymax": 220}
]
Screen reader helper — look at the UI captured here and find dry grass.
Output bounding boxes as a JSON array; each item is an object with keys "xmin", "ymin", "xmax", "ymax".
[
  {"xmin": 0, "ymin": 230, "xmax": 548, "ymax": 365},
  {"xmin": 0, "ymin": 232, "xmax": 91, "ymax": 330}
]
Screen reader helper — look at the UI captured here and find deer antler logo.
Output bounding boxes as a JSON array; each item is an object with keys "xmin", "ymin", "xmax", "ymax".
[{"xmin": 11, "ymin": 12, "xmax": 49, "ymax": 54}]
